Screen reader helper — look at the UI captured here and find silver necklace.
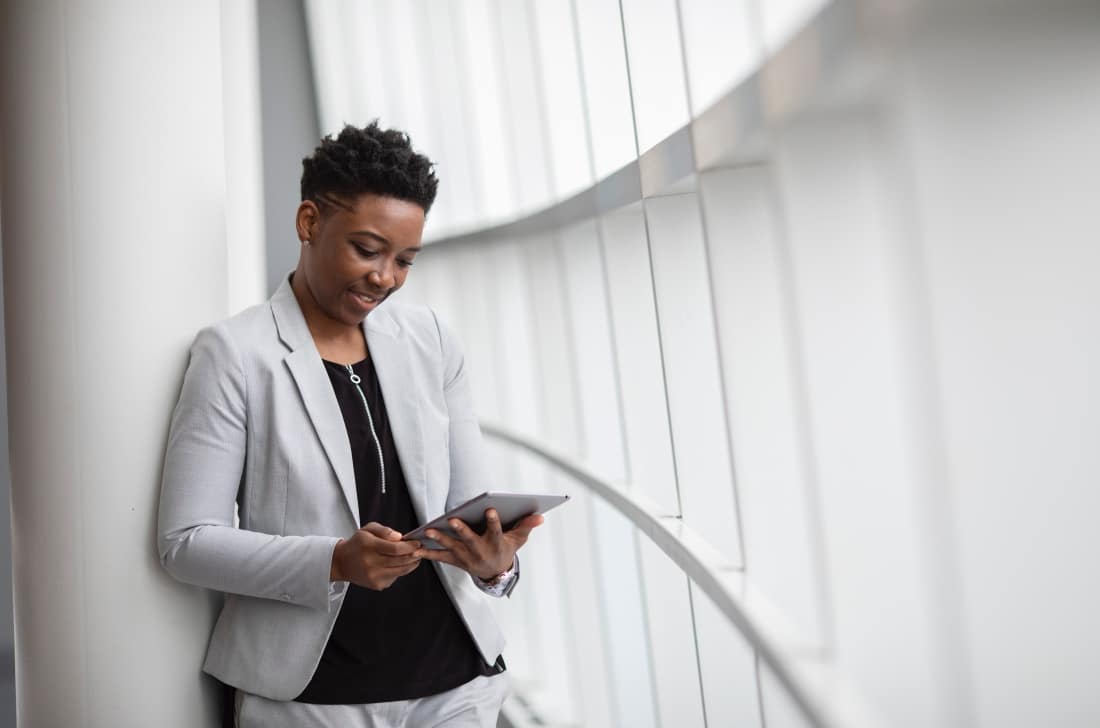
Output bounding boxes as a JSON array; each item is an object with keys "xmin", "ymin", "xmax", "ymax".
[{"xmin": 345, "ymin": 363, "xmax": 386, "ymax": 494}]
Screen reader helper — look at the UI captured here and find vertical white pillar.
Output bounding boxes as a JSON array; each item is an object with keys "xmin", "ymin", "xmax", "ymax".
[
  {"xmin": 221, "ymin": 0, "xmax": 268, "ymax": 313},
  {"xmin": 1, "ymin": 1, "xmax": 230, "ymax": 725}
]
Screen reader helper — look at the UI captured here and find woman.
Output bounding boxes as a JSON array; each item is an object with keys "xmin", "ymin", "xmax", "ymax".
[{"xmin": 157, "ymin": 122, "xmax": 542, "ymax": 728}]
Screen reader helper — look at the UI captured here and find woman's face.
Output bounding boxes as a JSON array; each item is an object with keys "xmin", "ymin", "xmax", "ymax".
[{"xmin": 294, "ymin": 192, "xmax": 425, "ymax": 327}]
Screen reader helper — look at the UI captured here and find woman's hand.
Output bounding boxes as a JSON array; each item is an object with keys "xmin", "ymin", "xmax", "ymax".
[
  {"xmin": 330, "ymin": 522, "xmax": 422, "ymax": 591},
  {"xmin": 415, "ymin": 509, "xmax": 544, "ymax": 580}
]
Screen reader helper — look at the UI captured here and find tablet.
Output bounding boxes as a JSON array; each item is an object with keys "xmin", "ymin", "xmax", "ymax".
[{"xmin": 404, "ymin": 491, "xmax": 570, "ymax": 550}]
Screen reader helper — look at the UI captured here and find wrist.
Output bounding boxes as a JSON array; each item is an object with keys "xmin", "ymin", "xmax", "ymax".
[
  {"xmin": 330, "ymin": 539, "xmax": 346, "ymax": 582},
  {"xmin": 477, "ymin": 559, "xmax": 515, "ymax": 584}
]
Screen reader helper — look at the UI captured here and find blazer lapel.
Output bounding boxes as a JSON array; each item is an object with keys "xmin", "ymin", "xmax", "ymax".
[
  {"xmin": 271, "ymin": 278, "xmax": 359, "ymax": 525},
  {"xmin": 364, "ymin": 312, "xmax": 429, "ymax": 526}
]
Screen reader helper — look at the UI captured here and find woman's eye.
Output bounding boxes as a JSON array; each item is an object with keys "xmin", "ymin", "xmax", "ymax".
[
  {"xmin": 398, "ymin": 259, "xmax": 415, "ymax": 268},
  {"xmin": 353, "ymin": 244, "xmax": 377, "ymax": 258}
]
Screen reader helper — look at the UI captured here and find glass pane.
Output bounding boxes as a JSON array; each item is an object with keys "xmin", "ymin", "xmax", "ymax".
[
  {"xmin": 691, "ymin": 581, "xmax": 762, "ymax": 727},
  {"xmin": 558, "ymin": 220, "xmax": 625, "ymax": 479},
  {"xmin": 531, "ymin": 0, "xmax": 593, "ymax": 199},
  {"xmin": 560, "ymin": 219, "xmax": 656, "ymax": 727},
  {"xmin": 620, "ymin": 0, "xmax": 690, "ymax": 152},
  {"xmin": 455, "ymin": 0, "xmax": 516, "ymax": 223},
  {"xmin": 599, "ymin": 204, "xmax": 678, "ymax": 514},
  {"xmin": 637, "ymin": 538, "xmax": 705, "ymax": 727},
  {"xmin": 592, "ymin": 502, "xmax": 657, "ymax": 728},
  {"xmin": 642, "ymin": 193, "xmax": 743, "ymax": 566},
  {"xmin": 573, "ymin": 0, "xmax": 638, "ymax": 179},
  {"xmin": 488, "ymin": 237, "xmax": 541, "ymax": 436},
  {"xmin": 523, "ymin": 237, "xmax": 617, "ymax": 726},
  {"xmin": 760, "ymin": 0, "xmax": 829, "ymax": 53},
  {"xmin": 447, "ymin": 243, "xmax": 506, "ymax": 420},
  {"xmin": 698, "ymin": 165, "xmax": 826, "ymax": 646},
  {"xmin": 303, "ymin": 0, "xmax": 351, "ymax": 134},
  {"xmin": 349, "ymin": 1, "xmax": 393, "ymax": 126},
  {"xmin": 491, "ymin": 0, "xmax": 553, "ymax": 215},
  {"xmin": 422, "ymin": 0, "xmax": 480, "ymax": 236},
  {"xmin": 679, "ymin": 0, "xmax": 762, "ymax": 113}
]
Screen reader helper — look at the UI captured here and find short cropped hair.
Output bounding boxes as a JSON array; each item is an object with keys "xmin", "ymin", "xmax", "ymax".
[{"xmin": 300, "ymin": 121, "xmax": 438, "ymax": 214}]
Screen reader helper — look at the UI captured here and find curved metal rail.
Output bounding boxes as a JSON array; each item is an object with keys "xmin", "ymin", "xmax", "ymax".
[{"xmin": 482, "ymin": 421, "xmax": 883, "ymax": 728}]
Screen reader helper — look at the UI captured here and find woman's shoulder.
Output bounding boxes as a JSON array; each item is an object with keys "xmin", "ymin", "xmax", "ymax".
[
  {"xmin": 188, "ymin": 298, "xmax": 281, "ymax": 366},
  {"xmin": 379, "ymin": 299, "xmax": 435, "ymax": 333},
  {"xmin": 378, "ymin": 300, "xmax": 461, "ymax": 353},
  {"xmin": 376, "ymin": 302, "xmax": 469, "ymax": 385},
  {"xmin": 221, "ymin": 298, "xmax": 278, "ymax": 340}
]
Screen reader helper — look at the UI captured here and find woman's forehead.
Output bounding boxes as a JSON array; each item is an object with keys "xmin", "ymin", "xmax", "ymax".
[{"xmin": 323, "ymin": 193, "xmax": 425, "ymax": 245}]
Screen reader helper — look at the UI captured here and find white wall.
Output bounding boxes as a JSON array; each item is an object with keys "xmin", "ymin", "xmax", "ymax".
[{"xmin": 0, "ymin": 1, "xmax": 269, "ymax": 725}]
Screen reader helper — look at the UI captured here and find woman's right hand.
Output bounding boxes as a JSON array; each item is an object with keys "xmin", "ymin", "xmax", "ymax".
[{"xmin": 330, "ymin": 522, "xmax": 422, "ymax": 590}]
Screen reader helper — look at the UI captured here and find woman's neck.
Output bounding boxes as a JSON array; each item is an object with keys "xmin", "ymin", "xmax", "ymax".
[{"xmin": 290, "ymin": 271, "xmax": 368, "ymax": 363}]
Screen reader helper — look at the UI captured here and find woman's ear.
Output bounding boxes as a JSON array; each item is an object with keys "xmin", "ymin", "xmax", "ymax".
[{"xmin": 295, "ymin": 200, "xmax": 321, "ymax": 244}]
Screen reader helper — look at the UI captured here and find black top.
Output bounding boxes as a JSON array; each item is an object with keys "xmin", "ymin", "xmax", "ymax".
[{"xmin": 294, "ymin": 355, "xmax": 503, "ymax": 704}]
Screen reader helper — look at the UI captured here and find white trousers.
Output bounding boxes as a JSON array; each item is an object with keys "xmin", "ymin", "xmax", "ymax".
[{"xmin": 234, "ymin": 674, "xmax": 510, "ymax": 728}]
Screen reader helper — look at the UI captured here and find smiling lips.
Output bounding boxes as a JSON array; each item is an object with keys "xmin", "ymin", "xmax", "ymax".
[{"xmin": 351, "ymin": 289, "xmax": 385, "ymax": 306}]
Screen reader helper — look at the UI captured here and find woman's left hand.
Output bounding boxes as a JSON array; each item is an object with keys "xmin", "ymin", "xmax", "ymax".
[{"xmin": 415, "ymin": 508, "xmax": 544, "ymax": 580}]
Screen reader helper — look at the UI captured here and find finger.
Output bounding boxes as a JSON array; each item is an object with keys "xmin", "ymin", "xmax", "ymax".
[
  {"xmin": 444, "ymin": 519, "xmax": 475, "ymax": 541},
  {"xmin": 444, "ymin": 521, "xmax": 491, "ymax": 562},
  {"xmin": 367, "ymin": 530, "xmax": 422, "ymax": 558},
  {"xmin": 484, "ymin": 509, "xmax": 504, "ymax": 542},
  {"xmin": 370, "ymin": 535, "xmax": 421, "ymax": 556},
  {"xmin": 447, "ymin": 519, "xmax": 482, "ymax": 547},
  {"xmin": 415, "ymin": 547, "xmax": 459, "ymax": 567},
  {"xmin": 363, "ymin": 522, "xmax": 404, "ymax": 541},
  {"xmin": 381, "ymin": 559, "xmax": 422, "ymax": 576},
  {"xmin": 380, "ymin": 556, "xmax": 426, "ymax": 571},
  {"xmin": 362, "ymin": 521, "xmax": 389, "ymax": 537},
  {"xmin": 504, "ymin": 514, "xmax": 545, "ymax": 540},
  {"xmin": 425, "ymin": 527, "xmax": 465, "ymax": 553},
  {"xmin": 370, "ymin": 562, "xmax": 421, "ymax": 588}
]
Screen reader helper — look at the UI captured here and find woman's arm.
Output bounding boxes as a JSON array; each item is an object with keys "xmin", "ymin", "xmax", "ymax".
[{"xmin": 157, "ymin": 323, "xmax": 341, "ymax": 611}]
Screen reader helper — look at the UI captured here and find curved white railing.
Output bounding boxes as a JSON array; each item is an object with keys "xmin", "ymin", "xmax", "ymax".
[{"xmin": 482, "ymin": 421, "xmax": 883, "ymax": 728}]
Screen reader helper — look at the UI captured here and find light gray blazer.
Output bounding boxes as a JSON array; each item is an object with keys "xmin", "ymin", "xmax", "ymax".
[{"xmin": 157, "ymin": 276, "xmax": 505, "ymax": 700}]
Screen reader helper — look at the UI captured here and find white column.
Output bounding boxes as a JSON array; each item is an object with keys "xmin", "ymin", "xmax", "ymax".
[
  {"xmin": 1, "ymin": 1, "xmax": 231, "ymax": 725},
  {"xmin": 221, "ymin": 0, "xmax": 267, "ymax": 313}
]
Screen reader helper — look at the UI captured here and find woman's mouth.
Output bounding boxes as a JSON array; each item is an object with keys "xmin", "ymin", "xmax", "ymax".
[{"xmin": 350, "ymin": 290, "xmax": 383, "ymax": 309}]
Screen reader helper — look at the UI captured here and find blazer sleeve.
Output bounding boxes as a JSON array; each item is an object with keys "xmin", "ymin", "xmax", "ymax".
[{"xmin": 157, "ymin": 323, "xmax": 342, "ymax": 612}]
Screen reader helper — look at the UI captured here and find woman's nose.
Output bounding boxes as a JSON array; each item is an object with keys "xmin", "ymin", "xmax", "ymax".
[{"xmin": 368, "ymin": 265, "xmax": 394, "ymax": 289}]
